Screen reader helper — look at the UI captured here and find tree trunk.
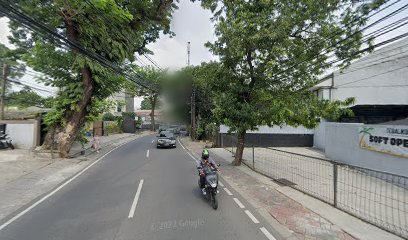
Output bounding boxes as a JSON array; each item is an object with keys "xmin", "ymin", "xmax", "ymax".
[
  {"xmin": 232, "ymin": 129, "xmax": 246, "ymax": 166},
  {"xmin": 41, "ymin": 125, "xmax": 62, "ymax": 150},
  {"xmin": 56, "ymin": 12, "xmax": 95, "ymax": 158},
  {"xmin": 58, "ymin": 66, "xmax": 94, "ymax": 158},
  {"xmin": 150, "ymin": 95, "xmax": 157, "ymax": 132}
]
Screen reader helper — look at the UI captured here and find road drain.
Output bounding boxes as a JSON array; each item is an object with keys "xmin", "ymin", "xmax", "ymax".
[{"xmin": 273, "ymin": 178, "xmax": 296, "ymax": 187}]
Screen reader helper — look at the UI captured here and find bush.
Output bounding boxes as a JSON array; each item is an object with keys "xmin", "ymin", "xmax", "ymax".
[
  {"xmin": 104, "ymin": 121, "xmax": 121, "ymax": 134},
  {"xmin": 122, "ymin": 112, "xmax": 136, "ymax": 119},
  {"xmin": 102, "ymin": 112, "xmax": 116, "ymax": 121}
]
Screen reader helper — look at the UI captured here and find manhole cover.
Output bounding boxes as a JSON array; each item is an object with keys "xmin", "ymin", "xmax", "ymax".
[{"xmin": 273, "ymin": 178, "xmax": 296, "ymax": 186}]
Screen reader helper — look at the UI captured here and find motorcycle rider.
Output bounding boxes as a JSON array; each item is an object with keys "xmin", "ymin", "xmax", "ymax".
[{"xmin": 197, "ymin": 149, "xmax": 218, "ymax": 195}]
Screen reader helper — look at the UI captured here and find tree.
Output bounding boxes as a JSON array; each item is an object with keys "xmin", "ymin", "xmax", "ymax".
[
  {"xmin": 8, "ymin": 0, "xmax": 177, "ymax": 157},
  {"xmin": 0, "ymin": 43, "xmax": 25, "ymax": 118},
  {"xmin": 132, "ymin": 66, "xmax": 166, "ymax": 131},
  {"xmin": 164, "ymin": 63, "xmax": 218, "ymax": 140},
  {"xmin": 140, "ymin": 98, "xmax": 152, "ymax": 110},
  {"xmin": 7, "ymin": 86, "xmax": 47, "ymax": 108},
  {"xmin": 198, "ymin": 0, "xmax": 384, "ymax": 165}
]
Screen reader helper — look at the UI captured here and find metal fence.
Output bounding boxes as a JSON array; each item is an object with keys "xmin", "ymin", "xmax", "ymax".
[{"xmin": 225, "ymin": 139, "xmax": 408, "ymax": 239}]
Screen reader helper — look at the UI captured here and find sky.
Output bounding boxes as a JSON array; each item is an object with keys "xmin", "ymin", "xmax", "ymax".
[{"xmin": 0, "ymin": 0, "xmax": 407, "ymax": 108}]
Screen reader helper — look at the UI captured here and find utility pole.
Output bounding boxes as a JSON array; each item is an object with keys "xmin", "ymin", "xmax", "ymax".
[
  {"xmin": 188, "ymin": 42, "xmax": 196, "ymax": 140},
  {"xmin": 187, "ymin": 41, "xmax": 191, "ymax": 66},
  {"xmin": 0, "ymin": 63, "xmax": 8, "ymax": 120}
]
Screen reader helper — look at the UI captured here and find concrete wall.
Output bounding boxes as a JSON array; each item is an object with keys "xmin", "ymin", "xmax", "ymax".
[
  {"xmin": 220, "ymin": 124, "xmax": 314, "ymax": 134},
  {"xmin": 313, "ymin": 119, "xmax": 327, "ymax": 150},
  {"xmin": 0, "ymin": 119, "xmax": 40, "ymax": 149},
  {"xmin": 325, "ymin": 122, "xmax": 408, "ymax": 177}
]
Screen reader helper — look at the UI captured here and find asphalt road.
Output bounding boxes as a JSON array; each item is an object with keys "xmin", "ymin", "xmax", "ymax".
[{"xmin": 0, "ymin": 134, "xmax": 279, "ymax": 240}]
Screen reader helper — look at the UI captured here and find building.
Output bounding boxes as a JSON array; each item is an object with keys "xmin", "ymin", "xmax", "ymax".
[
  {"xmin": 110, "ymin": 92, "xmax": 135, "ymax": 116},
  {"xmin": 311, "ymin": 37, "xmax": 408, "ymax": 124},
  {"xmin": 313, "ymin": 37, "xmax": 408, "ymax": 151}
]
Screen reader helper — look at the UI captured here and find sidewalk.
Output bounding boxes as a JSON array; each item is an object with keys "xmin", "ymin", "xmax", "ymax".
[
  {"xmin": 0, "ymin": 131, "xmax": 152, "ymax": 223},
  {"xmin": 179, "ymin": 137, "xmax": 401, "ymax": 240}
]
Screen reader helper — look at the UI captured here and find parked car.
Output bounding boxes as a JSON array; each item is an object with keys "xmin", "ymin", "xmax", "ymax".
[
  {"xmin": 156, "ymin": 131, "xmax": 176, "ymax": 148},
  {"xmin": 168, "ymin": 125, "xmax": 180, "ymax": 134}
]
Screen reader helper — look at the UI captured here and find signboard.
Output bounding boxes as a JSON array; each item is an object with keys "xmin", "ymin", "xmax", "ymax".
[{"xmin": 359, "ymin": 126, "xmax": 408, "ymax": 158}]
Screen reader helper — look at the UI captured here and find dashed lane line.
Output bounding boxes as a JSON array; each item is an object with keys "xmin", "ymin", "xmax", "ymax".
[
  {"xmin": 245, "ymin": 210, "xmax": 260, "ymax": 224},
  {"xmin": 233, "ymin": 197, "xmax": 245, "ymax": 209},
  {"xmin": 224, "ymin": 187, "xmax": 233, "ymax": 196},
  {"xmin": 128, "ymin": 179, "xmax": 144, "ymax": 218},
  {"xmin": 260, "ymin": 227, "xmax": 277, "ymax": 240}
]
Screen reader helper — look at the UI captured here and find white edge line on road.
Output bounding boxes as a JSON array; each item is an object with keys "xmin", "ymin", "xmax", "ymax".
[
  {"xmin": 219, "ymin": 181, "xmax": 224, "ymax": 187},
  {"xmin": 177, "ymin": 138, "xmax": 186, "ymax": 150},
  {"xmin": 0, "ymin": 140, "xmax": 132, "ymax": 232},
  {"xmin": 146, "ymin": 149, "xmax": 149, "ymax": 158},
  {"xmin": 128, "ymin": 179, "xmax": 144, "ymax": 218},
  {"xmin": 260, "ymin": 227, "xmax": 277, "ymax": 240},
  {"xmin": 244, "ymin": 210, "xmax": 260, "ymax": 224},
  {"xmin": 223, "ymin": 187, "xmax": 233, "ymax": 196},
  {"xmin": 233, "ymin": 197, "xmax": 245, "ymax": 209}
]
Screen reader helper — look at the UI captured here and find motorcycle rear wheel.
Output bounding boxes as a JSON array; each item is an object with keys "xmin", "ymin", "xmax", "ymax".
[{"xmin": 8, "ymin": 142, "xmax": 14, "ymax": 150}]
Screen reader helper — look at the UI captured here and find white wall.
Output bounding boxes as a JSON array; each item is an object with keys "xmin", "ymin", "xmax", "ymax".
[
  {"xmin": 313, "ymin": 119, "xmax": 327, "ymax": 150},
  {"xmin": 325, "ymin": 122, "xmax": 408, "ymax": 177},
  {"xmin": 3, "ymin": 121, "xmax": 39, "ymax": 149},
  {"xmin": 331, "ymin": 38, "xmax": 408, "ymax": 105},
  {"xmin": 220, "ymin": 124, "xmax": 314, "ymax": 134}
]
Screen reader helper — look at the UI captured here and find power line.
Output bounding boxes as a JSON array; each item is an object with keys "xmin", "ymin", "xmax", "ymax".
[
  {"xmin": 335, "ymin": 65, "xmax": 408, "ymax": 87},
  {"xmin": 0, "ymin": 0, "xmax": 158, "ymax": 93},
  {"xmin": 8, "ymin": 79, "xmax": 55, "ymax": 94},
  {"xmin": 272, "ymin": 0, "xmax": 407, "ymax": 81},
  {"xmin": 274, "ymin": 19, "xmax": 408, "ymax": 86}
]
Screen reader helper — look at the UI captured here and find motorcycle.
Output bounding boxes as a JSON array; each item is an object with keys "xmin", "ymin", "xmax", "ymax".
[
  {"xmin": 198, "ymin": 163, "xmax": 219, "ymax": 210},
  {"xmin": 0, "ymin": 133, "xmax": 14, "ymax": 150}
]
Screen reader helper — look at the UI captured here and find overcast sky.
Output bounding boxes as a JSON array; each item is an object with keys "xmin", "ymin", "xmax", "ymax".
[{"xmin": 1, "ymin": 0, "xmax": 407, "ymax": 108}]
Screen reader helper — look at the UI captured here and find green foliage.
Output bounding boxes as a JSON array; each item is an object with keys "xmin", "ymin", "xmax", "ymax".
[
  {"xmin": 6, "ymin": 86, "xmax": 48, "ymax": 108},
  {"xmin": 122, "ymin": 111, "xmax": 136, "ymax": 119},
  {"xmin": 140, "ymin": 97, "xmax": 152, "ymax": 110},
  {"xmin": 0, "ymin": 44, "xmax": 25, "ymax": 94},
  {"xmin": 104, "ymin": 120, "xmax": 121, "ymax": 134},
  {"xmin": 195, "ymin": 0, "xmax": 383, "ymax": 135},
  {"xmin": 102, "ymin": 112, "xmax": 116, "ymax": 121},
  {"xmin": 76, "ymin": 127, "xmax": 89, "ymax": 148},
  {"xmin": 8, "ymin": 0, "xmax": 177, "ymax": 150},
  {"xmin": 115, "ymin": 116, "xmax": 124, "ymax": 131}
]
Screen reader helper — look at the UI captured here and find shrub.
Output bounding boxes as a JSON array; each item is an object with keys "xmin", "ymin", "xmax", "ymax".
[{"xmin": 102, "ymin": 112, "xmax": 116, "ymax": 121}]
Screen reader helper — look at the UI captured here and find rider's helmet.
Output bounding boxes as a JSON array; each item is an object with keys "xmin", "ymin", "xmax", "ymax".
[{"xmin": 202, "ymin": 149, "xmax": 209, "ymax": 160}]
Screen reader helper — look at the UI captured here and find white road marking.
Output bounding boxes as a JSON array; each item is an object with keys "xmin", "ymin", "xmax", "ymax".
[
  {"xmin": 219, "ymin": 181, "xmax": 225, "ymax": 187},
  {"xmin": 187, "ymin": 152, "xmax": 197, "ymax": 161},
  {"xmin": 151, "ymin": 140, "xmax": 154, "ymax": 143},
  {"xmin": 128, "ymin": 179, "xmax": 144, "ymax": 218},
  {"xmin": 223, "ymin": 187, "xmax": 233, "ymax": 196},
  {"xmin": 146, "ymin": 150, "xmax": 149, "ymax": 158},
  {"xmin": 177, "ymin": 139, "xmax": 186, "ymax": 150},
  {"xmin": 260, "ymin": 227, "xmax": 277, "ymax": 240},
  {"xmin": 244, "ymin": 210, "xmax": 260, "ymax": 223},
  {"xmin": 233, "ymin": 198, "xmax": 245, "ymax": 209},
  {"xmin": 0, "ymin": 140, "xmax": 132, "ymax": 232}
]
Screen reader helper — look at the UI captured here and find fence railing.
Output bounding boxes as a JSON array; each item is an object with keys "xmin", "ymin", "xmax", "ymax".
[{"xmin": 223, "ymin": 135, "xmax": 408, "ymax": 239}]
